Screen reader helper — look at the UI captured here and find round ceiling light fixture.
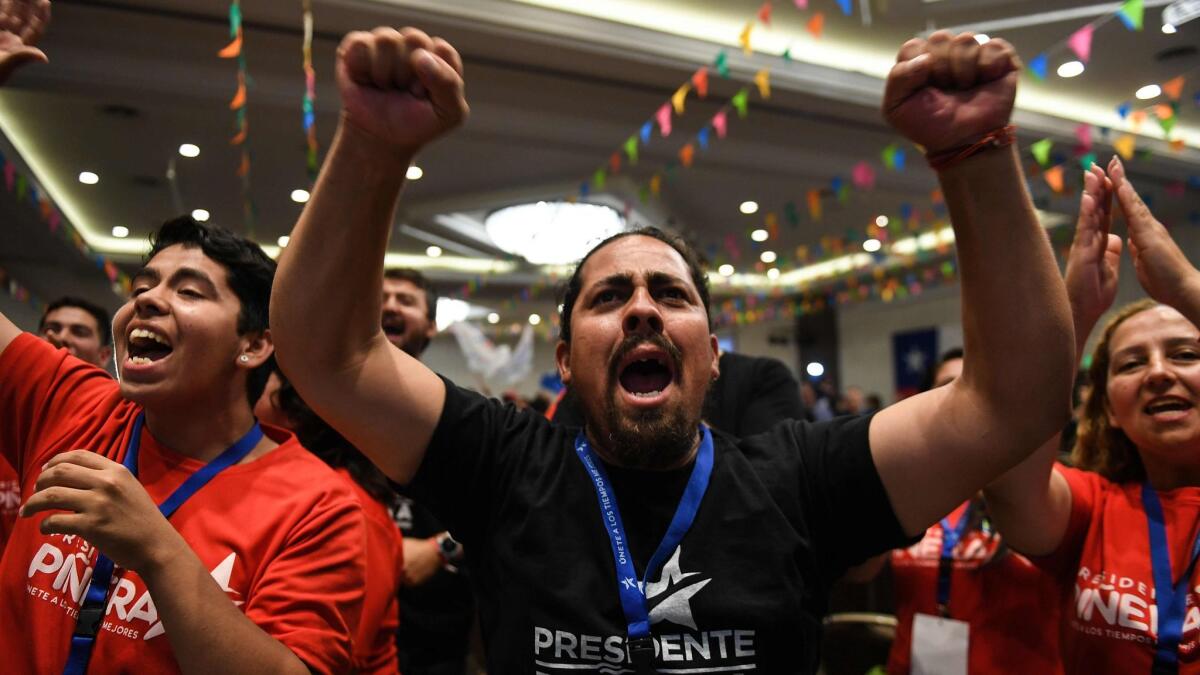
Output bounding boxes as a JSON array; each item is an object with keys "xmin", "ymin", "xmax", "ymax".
[{"xmin": 485, "ymin": 201, "xmax": 626, "ymax": 265}]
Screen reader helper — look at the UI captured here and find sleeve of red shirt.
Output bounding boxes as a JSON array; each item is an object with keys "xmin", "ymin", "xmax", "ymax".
[
  {"xmin": 0, "ymin": 333, "xmax": 119, "ymax": 478},
  {"xmin": 241, "ymin": 489, "xmax": 368, "ymax": 675},
  {"xmin": 1030, "ymin": 463, "xmax": 1101, "ymax": 579}
]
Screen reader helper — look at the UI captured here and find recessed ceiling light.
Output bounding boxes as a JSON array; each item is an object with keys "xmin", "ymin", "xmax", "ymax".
[
  {"xmin": 191, "ymin": 209, "xmax": 210, "ymax": 222},
  {"xmin": 178, "ymin": 143, "xmax": 200, "ymax": 158},
  {"xmin": 290, "ymin": 189, "xmax": 310, "ymax": 203},
  {"xmin": 111, "ymin": 225, "xmax": 129, "ymax": 238},
  {"xmin": 407, "ymin": 165, "xmax": 424, "ymax": 181},
  {"xmin": 528, "ymin": 313, "xmax": 541, "ymax": 325},
  {"xmin": 739, "ymin": 200, "xmax": 759, "ymax": 215},
  {"xmin": 766, "ymin": 267, "xmax": 780, "ymax": 280},
  {"xmin": 760, "ymin": 250, "xmax": 777, "ymax": 264},
  {"xmin": 1136, "ymin": 84, "xmax": 1162, "ymax": 100},
  {"xmin": 875, "ymin": 215, "xmax": 889, "ymax": 227},
  {"xmin": 863, "ymin": 238, "xmax": 882, "ymax": 252},
  {"xmin": 750, "ymin": 229, "xmax": 769, "ymax": 242},
  {"xmin": 1057, "ymin": 60, "xmax": 1084, "ymax": 78},
  {"xmin": 718, "ymin": 263, "xmax": 735, "ymax": 277},
  {"xmin": 426, "ymin": 245, "xmax": 443, "ymax": 258},
  {"xmin": 277, "ymin": 235, "xmax": 290, "ymax": 247},
  {"xmin": 974, "ymin": 34, "xmax": 990, "ymax": 44},
  {"xmin": 487, "ymin": 312, "xmax": 500, "ymax": 324},
  {"xmin": 1162, "ymin": 23, "xmax": 1177, "ymax": 34},
  {"xmin": 78, "ymin": 171, "xmax": 99, "ymax": 185}
]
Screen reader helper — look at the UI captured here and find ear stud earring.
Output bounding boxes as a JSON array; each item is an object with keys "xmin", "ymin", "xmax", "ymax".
[{"xmin": 239, "ymin": 355, "xmax": 250, "ymax": 363}]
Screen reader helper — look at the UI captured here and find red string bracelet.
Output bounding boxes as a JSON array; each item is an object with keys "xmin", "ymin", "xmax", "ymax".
[{"xmin": 925, "ymin": 125, "xmax": 1017, "ymax": 172}]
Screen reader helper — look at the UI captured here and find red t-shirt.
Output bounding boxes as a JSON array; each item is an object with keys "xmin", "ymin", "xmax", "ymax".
[
  {"xmin": 0, "ymin": 333, "xmax": 367, "ymax": 674},
  {"xmin": 336, "ymin": 467, "xmax": 404, "ymax": 675},
  {"xmin": 1037, "ymin": 465, "xmax": 1200, "ymax": 674},
  {"xmin": 0, "ymin": 457, "xmax": 17, "ymax": 555},
  {"xmin": 887, "ymin": 500, "xmax": 1064, "ymax": 674}
]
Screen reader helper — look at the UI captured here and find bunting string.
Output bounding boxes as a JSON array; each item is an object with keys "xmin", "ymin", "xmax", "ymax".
[{"xmin": 219, "ymin": 0, "xmax": 257, "ymax": 234}]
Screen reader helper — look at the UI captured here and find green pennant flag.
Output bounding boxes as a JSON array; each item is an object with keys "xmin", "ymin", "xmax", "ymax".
[
  {"xmin": 731, "ymin": 89, "xmax": 749, "ymax": 118},
  {"xmin": 638, "ymin": 186, "xmax": 650, "ymax": 203},
  {"xmin": 784, "ymin": 201, "xmax": 800, "ymax": 227},
  {"xmin": 714, "ymin": 51, "xmax": 730, "ymax": 78},
  {"xmin": 782, "ymin": 47, "xmax": 792, "ymax": 62},
  {"xmin": 592, "ymin": 167, "xmax": 606, "ymax": 190},
  {"xmin": 16, "ymin": 174, "xmax": 26, "ymax": 202},
  {"xmin": 1030, "ymin": 138, "xmax": 1053, "ymax": 167},
  {"xmin": 881, "ymin": 144, "xmax": 898, "ymax": 169},
  {"xmin": 837, "ymin": 182, "xmax": 850, "ymax": 204},
  {"xmin": 1079, "ymin": 152, "xmax": 1097, "ymax": 170},
  {"xmin": 1118, "ymin": 0, "xmax": 1144, "ymax": 30},
  {"xmin": 624, "ymin": 136, "xmax": 639, "ymax": 164},
  {"xmin": 1159, "ymin": 114, "xmax": 1177, "ymax": 136}
]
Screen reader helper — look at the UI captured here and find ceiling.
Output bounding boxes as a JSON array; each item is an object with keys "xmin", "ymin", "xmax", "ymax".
[{"xmin": 0, "ymin": 0, "xmax": 1197, "ymax": 322}]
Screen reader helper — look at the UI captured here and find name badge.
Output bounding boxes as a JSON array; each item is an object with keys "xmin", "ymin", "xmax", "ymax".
[{"xmin": 911, "ymin": 612, "xmax": 968, "ymax": 675}]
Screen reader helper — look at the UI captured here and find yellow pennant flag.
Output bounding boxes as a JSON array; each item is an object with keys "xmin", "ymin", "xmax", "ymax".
[
  {"xmin": 1113, "ymin": 134, "xmax": 1136, "ymax": 160},
  {"xmin": 754, "ymin": 69, "xmax": 771, "ymax": 99},
  {"xmin": 739, "ymin": 22, "xmax": 753, "ymax": 54},
  {"xmin": 672, "ymin": 83, "xmax": 690, "ymax": 115},
  {"xmin": 650, "ymin": 174, "xmax": 662, "ymax": 196}
]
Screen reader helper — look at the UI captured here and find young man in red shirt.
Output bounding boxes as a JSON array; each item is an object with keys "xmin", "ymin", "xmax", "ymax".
[{"xmin": 0, "ymin": 210, "xmax": 368, "ymax": 672}]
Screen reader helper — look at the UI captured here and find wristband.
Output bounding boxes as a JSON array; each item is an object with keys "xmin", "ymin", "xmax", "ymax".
[{"xmin": 925, "ymin": 125, "xmax": 1016, "ymax": 172}]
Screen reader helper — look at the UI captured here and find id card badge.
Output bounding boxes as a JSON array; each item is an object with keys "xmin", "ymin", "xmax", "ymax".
[{"xmin": 911, "ymin": 612, "xmax": 968, "ymax": 675}]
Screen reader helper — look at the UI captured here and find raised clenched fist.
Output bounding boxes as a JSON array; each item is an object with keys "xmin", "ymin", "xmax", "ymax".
[
  {"xmin": 336, "ymin": 27, "xmax": 468, "ymax": 154},
  {"xmin": 882, "ymin": 31, "xmax": 1020, "ymax": 156},
  {"xmin": 0, "ymin": 0, "xmax": 50, "ymax": 86}
]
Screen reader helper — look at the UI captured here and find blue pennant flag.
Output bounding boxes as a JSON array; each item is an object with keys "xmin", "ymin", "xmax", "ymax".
[
  {"xmin": 697, "ymin": 127, "xmax": 711, "ymax": 150},
  {"xmin": 1029, "ymin": 54, "xmax": 1048, "ymax": 80},
  {"xmin": 837, "ymin": 0, "xmax": 852, "ymax": 15},
  {"xmin": 640, "ymin": 121, "xmax": 653, "ymax": 144},
  {"xmin": 1117, "ymin": 102, "xmax": 1132, "ymax": 119}
]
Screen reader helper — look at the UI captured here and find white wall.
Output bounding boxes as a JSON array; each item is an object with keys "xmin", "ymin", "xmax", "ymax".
[{"xmin": 722, "ymin": 318, "xmax": 801, "ymax": 376}]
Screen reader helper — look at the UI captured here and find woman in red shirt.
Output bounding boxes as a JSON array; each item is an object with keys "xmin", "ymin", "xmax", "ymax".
[
  {"xmin": 257, "ymin": 371, "xmax": 405, "ymax": 675},
  {"xmin": 986, "ymin": 157, "xmax": 1200, "ymax": 674}
]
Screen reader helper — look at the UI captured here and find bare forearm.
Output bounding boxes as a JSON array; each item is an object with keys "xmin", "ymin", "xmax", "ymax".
[
  {"xmin": 941, "ymin": 144, "xmax": 1074, "ymax": 450},
  {"xmin": 140, "ymin": 540, "xmax": 309, "ymax": 675},
  {"xmin": 272, "ymin": 119, "xmax": 412, "ymax": 373}
]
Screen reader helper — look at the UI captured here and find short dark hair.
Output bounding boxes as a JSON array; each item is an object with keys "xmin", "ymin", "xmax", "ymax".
[
  {"xmin": 147, "ymin": 216, "xmax": 276, "ymax": 405},
  {"xmin": 384, "ymin": 268, "xmax": 437, "ymax": 323},
  {"xmin": 558, "ymin": 227, "xmax": 711, "ymax": 344},
  {"xmin": 40, "ymin": 296, "xmax": 111, "ymax": 345},
  {"xmin": 924, "ymin": 347, "xmax": 965, "ymax": 392}
]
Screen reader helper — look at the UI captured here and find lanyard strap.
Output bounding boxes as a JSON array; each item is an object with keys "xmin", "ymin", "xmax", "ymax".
[
  {"xmin": 1143, "ymin": 482, "xmax": 1200, "ymax": 675},
  {"xmin": 63, "ymin": 413, "xmax": 263, "ymax": 675},
  {"xmin": 935, "ymin": 502, "xmax": 975, "ymax": 614},
  {"xmin": 574, "ymin": 426, "xmax": 714, "ymax": 659}
]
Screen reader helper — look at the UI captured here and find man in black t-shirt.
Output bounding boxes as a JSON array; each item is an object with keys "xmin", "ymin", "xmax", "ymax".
[{"xmin": 273, "ymin": 27, "xmax": 1076, "ymax": 673}]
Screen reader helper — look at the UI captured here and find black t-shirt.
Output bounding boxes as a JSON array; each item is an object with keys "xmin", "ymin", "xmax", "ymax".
[{"xmin": 408, "ymin": 377, "xmax": 913, "ymax": 674}]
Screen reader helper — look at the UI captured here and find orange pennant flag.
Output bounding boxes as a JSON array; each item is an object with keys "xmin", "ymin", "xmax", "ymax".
[
  {"xmin": 765, "ymin": 213, "xmax": 779, "ymax": 240},
  {"xmin": 679, "ymin": 143, "xmax": 695, "ymax": 168},
  {"xmin": 1043, "ymin": 165, "xmax": 1064, "ymax": 193},
  {"xmin": 1161, "ymin": 76, "xmax": 1185, "ymax": 101},
  {"xmin": 1113, "ymin": 134, "xmax": 1136, "ymax": 160},
  {"xmin": 807, "ymin": 12, "xmax": 825, "ymax": 39},
  {"xmin": 609, "ymin": 152, "xmax": 621, "ymax": 174},
  {"xmin": 235, "ymin": 153, "xmax": 251, "ymax": 177},
  {"xmin": 1169, "ymin": 139, "xmax": 1185, "ymax": 152},
  {"xmin": 229, "ymin": 81, "xmax": 246, "ymax": 110},
  {"xmin": 739, "ymin": 22, "xmax": 754, "ymax": 55},
  {"xmin": 1155, "ymin": 103, "xmax": 1175, "ymax": 120},
  {"xmin": 806, "ymin": 189, "xmax": 822, "ymax": 221},
  {"xmin": 691, "ymin": 68, "xmax": 709, "ymax": 98},
  {"xmin": 650, "ymin": 174, "xmax": 662, "ymax": 196},
  {"xmin": 754, "ymin": 69, "xmax": 771, "ymax": 99},
  {"xmin": 218, "ymin": 33, "xmax": 242, "ymax": 58},
  {"xmin": 230, "ymin": 127, "xmax": 247, "ymax": 145},
  {"xmin": 672, "ymin": 83, "xmax": 690, "ymax": 115},
  {"xmin": 1129, "ymin": 110, "xmax": 1146, "ymax": 132}
]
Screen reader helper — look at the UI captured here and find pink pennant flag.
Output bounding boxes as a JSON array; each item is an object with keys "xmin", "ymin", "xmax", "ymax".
[
  {"xmin": 851, "ymin": 161, "xmax": 876, "ymax": 190},
  {"xmin": 1075, "ymin": 123, "xmax": 1092, "ymax": 151},
  {"xmin": 655, "ymin": 103, "xmax": 673, "ymax": 137},
  {"xmin": 1067, "ymin": 24, "xmax": 1093, "ymax": 63},
  {"xmin": 794, "ymin": 0, "xmax": 807, "ymax": 7},
  {"xmin": 712, "ymin": 110, "xmax": 728, "ymax": 139},
  {"xmin": 3, "ymin": 162, "xmax": 13, "ymax": 191}
]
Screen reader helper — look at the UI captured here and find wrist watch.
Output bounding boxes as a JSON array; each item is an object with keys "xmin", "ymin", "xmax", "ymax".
[{"xmin": 435, "ymin": 532, "xmax": 464, "ymax": 566}]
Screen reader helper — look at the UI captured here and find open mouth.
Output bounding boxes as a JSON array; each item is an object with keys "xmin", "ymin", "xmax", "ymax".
[
  {"xmin": 126, "ymin": 327, "xmax": 173, "ymax": 365},
  {"xmin": 381, "ymin": 316, "xmax": 406, "ymax": 340},
  {"xmin": 1144, "ymin": 397, "xmax": 1194, "ymax": 419},
  {"xmin": 617, "ymin": 350, "xmax": 676, "ymax": 399}
]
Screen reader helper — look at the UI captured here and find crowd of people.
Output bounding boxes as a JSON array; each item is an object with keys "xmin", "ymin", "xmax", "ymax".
[{"xmin": 2, "ymin": 2, "xmax": 1199, "ymax": 673}]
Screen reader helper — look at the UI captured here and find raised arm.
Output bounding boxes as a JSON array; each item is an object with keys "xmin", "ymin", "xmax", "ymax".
[
  {"xmin": 868, "ymin": 32, "xmax": 1075, "ymax": 536},
  {"xmin": 271, "ymin": 28, "xmax": 468, "ymax": 483},
  {"xmin": 984, "ymin": 164, "xmax": 1121, "ymax": 555},
  {"xmin": 1110, "ymin": 157, "xmax": 1200, "ymax": 327}
]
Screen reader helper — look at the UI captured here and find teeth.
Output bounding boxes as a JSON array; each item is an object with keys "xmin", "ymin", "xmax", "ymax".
[
  {"xmin": 129, "ymin": 356, "xmax": 152, "ymax": 365},
  {"xmin": 129, "ymin": 328, "xmax": 168, "ymax": 346}
]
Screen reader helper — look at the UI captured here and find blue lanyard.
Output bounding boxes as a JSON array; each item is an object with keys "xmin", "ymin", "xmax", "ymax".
[
  {"xmin": 1142, "ymin": 482, "xmax": 1200, "ymax": 675},
  {"xmin": 62, "ymin": 412, "xmax": 263, "ymax": 675},
  {"xmin": 573, "ymin": 426, "xmax": 714, "ymax": 671},
  {"xmin": 936, "ymin": 502, "xmax": 975, "ymax": 614}
]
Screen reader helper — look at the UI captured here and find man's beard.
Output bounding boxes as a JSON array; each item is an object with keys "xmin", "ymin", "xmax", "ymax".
[
  {"xmin": 382, "ymin": 315, "xmax": 428, "ymax": 358},
  {"xmin": 589, "ymin": 333, "xmax": 705, "ymax": 470}
]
